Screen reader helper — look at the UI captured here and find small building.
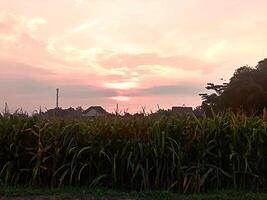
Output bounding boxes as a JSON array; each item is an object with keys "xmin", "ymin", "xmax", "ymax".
[
  {"xmin": 82, "ymin": 106, "xmax": 108, "ymax": 117},
  {"xmin": 43, "ymin": 107, "xmax": 83, "ymax": 119},
  {"xmin": 172, "ymin": 106, "xmax": 193, "ymax": 115}
]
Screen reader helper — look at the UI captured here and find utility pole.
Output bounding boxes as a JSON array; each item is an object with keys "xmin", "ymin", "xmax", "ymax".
[
  {"xmin": 4, "ymin": 102, "xmax": 9, "ymax": 114},
  {"xmin": 56, "ymin": 88, "xmax": 59, "ymax": 108}
]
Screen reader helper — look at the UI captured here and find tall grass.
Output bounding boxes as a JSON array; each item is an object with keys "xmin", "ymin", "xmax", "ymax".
[{"xmin": 0, "ymin": 112, "xmax": 266, "ymax": 192}]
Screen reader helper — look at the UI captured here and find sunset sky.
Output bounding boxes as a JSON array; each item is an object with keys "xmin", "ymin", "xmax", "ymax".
[{"xmin": 0, "ymin": 0, "xmax": 267, "ymax": 113}]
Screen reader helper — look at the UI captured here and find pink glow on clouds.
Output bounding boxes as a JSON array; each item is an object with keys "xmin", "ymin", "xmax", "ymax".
[{"xmin": 0, "ymin": 0, "xmax": 267, "ymax": 113}]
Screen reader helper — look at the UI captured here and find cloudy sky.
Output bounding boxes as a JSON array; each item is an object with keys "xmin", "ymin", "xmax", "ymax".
[{"xmin": 0, "ymin": 0, "xmax": 266, "ymax": 113}]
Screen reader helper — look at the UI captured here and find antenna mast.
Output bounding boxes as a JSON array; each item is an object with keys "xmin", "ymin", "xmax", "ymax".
[
  {"xmin": 4, "ymin": 102, "xmax": 9, "ymax": 114},
  {"xmin": 56, "ymin": 88, "xmax": 59, "ymax": 108}
]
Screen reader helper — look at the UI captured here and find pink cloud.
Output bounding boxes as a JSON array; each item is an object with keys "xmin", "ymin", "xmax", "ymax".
[
  {"xmin": 0, "ymin": 12, "xmax": 48, "ymax": 63},
  {"xmin": 2, "ymin": 0, "xmax": 267, "ymax": 113},
  {"xmin": 96, "ymin": 53, "xmax": 215, "ymax": 73},
  {"xmin": 0, "ymin": 60, "xmax": 55, "ymax": 80},
  {"xmin": 0, "ymin": 14, "xmax": 17, "ymax": 34}
]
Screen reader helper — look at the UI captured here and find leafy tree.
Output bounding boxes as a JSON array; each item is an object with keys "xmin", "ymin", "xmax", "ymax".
[
  {"xmin": 200, "ymin": 59, "xmax": 267, "ymax": 115},
  {"xmin": 199, "ymin": 83, "xmax": 227, "ymax": 112}
]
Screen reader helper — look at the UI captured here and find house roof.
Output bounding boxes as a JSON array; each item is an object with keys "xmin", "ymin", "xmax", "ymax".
[
  {"xmin": 172, "ymin": 106, "xmax": 193, "ymax": 113},
  {"xmin": 83, "ymin": 106, "xmax": 107, "ymax": 114}
]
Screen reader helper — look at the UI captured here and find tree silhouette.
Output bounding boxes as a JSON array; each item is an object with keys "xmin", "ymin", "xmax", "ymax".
[{"xmin": 200, "ymin": 58, "xmax": 267, "ymax": 115}]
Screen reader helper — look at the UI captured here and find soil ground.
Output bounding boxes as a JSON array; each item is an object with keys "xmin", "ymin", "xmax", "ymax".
[
  {"xmin": 1, "ymin": 187, "xmax": 267, "ymax": 200},
  {"xmin": 1, "ymin": 197, "xmax": 137, "ymax": 200}
]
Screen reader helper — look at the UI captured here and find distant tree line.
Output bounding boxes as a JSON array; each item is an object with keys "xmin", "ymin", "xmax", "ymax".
[{"xmin": 200, "ymin": 58, "xmax": 267, "ymax": 115}]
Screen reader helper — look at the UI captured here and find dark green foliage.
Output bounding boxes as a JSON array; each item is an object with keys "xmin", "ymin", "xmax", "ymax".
[
  {"xmin": 200, "ymin": 58, "xmax": 267, "ymax": 115},
  {"xmin": 0, "ymin": 112, "xmax": 267, "ymax": 193}
]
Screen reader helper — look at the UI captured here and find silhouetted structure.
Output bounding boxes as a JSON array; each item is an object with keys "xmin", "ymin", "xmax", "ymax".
[
  {"xmin": 56, "ymin": 88, "xmax": 59, "ymax": 108},
  {"xmin": 172, "ymin": 106, "xmax": 193, "ymax": 115},
  {"xmin": 43, "ymin": 107, "xmax": 83, "ymax": 119},
  {"xmin": 82, "ymin": 106, "xmax": 108, "ymax": 117}
]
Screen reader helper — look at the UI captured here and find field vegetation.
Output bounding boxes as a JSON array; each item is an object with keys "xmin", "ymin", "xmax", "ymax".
[{"xmin": 0, "ymin": 111, "xmax": 266, "ymax": 193}]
